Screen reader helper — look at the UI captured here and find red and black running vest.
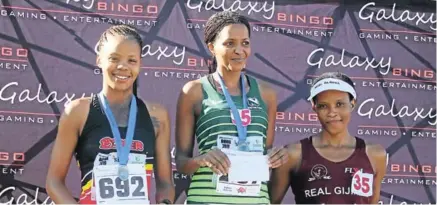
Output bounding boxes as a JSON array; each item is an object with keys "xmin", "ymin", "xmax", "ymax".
[
  {"xmin": 289, "ymin": 136, "xmax": 374, "ymax": 204},
  {"xmin": 74, "ymin": 94, "xmax": 156, "ymax": 204}
]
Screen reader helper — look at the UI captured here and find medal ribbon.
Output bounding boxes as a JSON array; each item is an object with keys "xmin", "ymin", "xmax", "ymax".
[
  {"xmin": 98, "ymin": 92, "xmax": 137, "ymax": 166},
  {"xmin": 216, "ymin": 73, "xmax": 248, "ymax": 146}
]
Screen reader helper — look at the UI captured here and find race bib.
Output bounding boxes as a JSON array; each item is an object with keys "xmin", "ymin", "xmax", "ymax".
[
  {"xmin": 217, "ymin": 135, "xmax": 263, "ymax": 152},
  {"xmin": 217, "ymin": 135, "xmax": 239, "ymax": 150},
  {"xmin": 93, "ymin": 153, "xmax": 149, "ymax": 171},
  {"xmin": 93, "ymin": 164, "xmax": 150, "ymax": 204},
  {"xmin": 245, "ymin": 136, "xmax": 264, "ymax": 152},
  {"xmin": 216, "ymin": 175, "xmax": 261, "ymax": 196},
  {"xmin": 230, "ymin": 109, "xmax": 251, "ymax": 126},
  {"xmin": 351, "ymin": 170, "xmax": 373, "ymax": 197}
]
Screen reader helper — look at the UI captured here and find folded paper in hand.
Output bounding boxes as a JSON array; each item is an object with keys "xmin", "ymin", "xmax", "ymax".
[{"xmin": 226, "ymin": 154, "xmax": 269, "ymax": 182}]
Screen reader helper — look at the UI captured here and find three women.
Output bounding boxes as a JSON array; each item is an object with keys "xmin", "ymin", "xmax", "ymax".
[{"xmin": 46, "ymin": 11, "xmax": 386, "ymax": 205}]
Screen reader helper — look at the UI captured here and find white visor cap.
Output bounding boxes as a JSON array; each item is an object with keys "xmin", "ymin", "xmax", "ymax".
[{"xmin": 308, "ymin": 78, "xmax": 356, "ymax": 102}]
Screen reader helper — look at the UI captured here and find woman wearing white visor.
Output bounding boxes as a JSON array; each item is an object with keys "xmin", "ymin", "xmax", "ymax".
[{"xmin": 269, "ymin": 72, "xmax": 387, "ymax": 204}]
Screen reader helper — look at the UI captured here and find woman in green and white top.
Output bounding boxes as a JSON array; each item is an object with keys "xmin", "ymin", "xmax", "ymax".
[{"xmin": 175, "ymin": 11, "xmax": 289, "ymax": 204}]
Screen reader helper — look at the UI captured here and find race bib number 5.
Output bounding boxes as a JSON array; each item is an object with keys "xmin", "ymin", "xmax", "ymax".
[
  {"xmin": 351, "ymin": 170, "xmax": 373, "ymax": 197},
  {"xmin": 230, "ymin": 109, "xmax": 251, "ymax": 126},
  {"xmin": 94, "ymin": 164, "xmax": 149, "ymax": 204}
]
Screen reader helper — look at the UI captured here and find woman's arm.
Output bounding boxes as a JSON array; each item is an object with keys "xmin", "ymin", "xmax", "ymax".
[
  {"xmin": 269, "ymin": 143, "xmax": 302, "ymax": 204},
  {"xmin": 258, "ymin": 80, "xmax": 289, "ymax": 168},
  {"xmin": 367, "ymin": 143, "xmax": 387, "ymax": 204},
  {"xmin": 175, "ymin": 81, "xmax": 203, "ymax": 175},
  {"xmin": 148, "ymin": 102, "xmax": 175, "ymax": 203},
  {"xmin": 46, "ymin": 98, "xmax": 90, "ymax": 204},
  {"xmin": 258, "ymin": 81, "xmax": 277, "ymax": 150}
]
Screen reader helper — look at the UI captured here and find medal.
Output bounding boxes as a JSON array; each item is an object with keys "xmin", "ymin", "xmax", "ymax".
[
  {"xmin": 238, "ymin": 140, "xmax": 249, "ymax": 151},
  {"xmin": 118, "ymin": 165, "xmax": 129, "ymax": 181}
]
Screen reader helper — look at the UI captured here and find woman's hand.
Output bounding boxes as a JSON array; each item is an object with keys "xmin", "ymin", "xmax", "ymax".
[
  {"xmin": 267, "ymin": 146, "xmax": 289, "ymax": 168},
  {"xmin": 195, "ymin": 148, "xmax": 231, "ymax": 175}
]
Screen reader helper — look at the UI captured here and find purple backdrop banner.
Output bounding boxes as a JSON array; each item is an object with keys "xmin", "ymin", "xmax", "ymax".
[{"xmin": 0, "ymin": 0, "xmax": 436, "ymax": 204}]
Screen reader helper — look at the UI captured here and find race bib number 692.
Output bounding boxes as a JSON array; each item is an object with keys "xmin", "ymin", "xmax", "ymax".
[
  {"xmin": 94, "ymin": 164, "xmax": 149, "ymax": 204},
  {"xmin": 98, "ymin": 176, "xmax": 146, "ymax": 199}
]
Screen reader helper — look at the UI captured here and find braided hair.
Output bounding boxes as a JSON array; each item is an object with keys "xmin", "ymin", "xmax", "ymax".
[
  {"xmin": 97, "ymin": 24, "xmax": 143, "ymax": 96},
  {"xmin": 204, "ymin": 11, "xmax": 251, "ymax": 74}
]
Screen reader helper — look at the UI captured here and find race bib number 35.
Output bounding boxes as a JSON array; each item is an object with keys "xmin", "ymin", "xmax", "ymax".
[
  {"xmin": 351, "ymin": 170, "xmax": 373, "ymax": 197},
  {"xmin": 94, "ymin": 164, "xmax": 149, "ymax": 204}
]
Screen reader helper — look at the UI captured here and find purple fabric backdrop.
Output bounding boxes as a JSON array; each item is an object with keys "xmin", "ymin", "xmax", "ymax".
[{"xmin": 0, "ymin": 0, "xmax": 435, "ymax": 204}]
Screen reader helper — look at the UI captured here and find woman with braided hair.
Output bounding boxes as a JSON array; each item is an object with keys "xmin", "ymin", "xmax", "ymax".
[
  {"xmin": 46, "ymin": 25, "xmax": 174, "ymax": 204},
  {"xmin": 175, "ymin": 11, "xmax": 289, "ymax": 204}
]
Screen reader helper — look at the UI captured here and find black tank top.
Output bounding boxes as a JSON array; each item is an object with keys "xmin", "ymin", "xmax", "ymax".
[
  {"xmin": 289, "ymin": 136, "xmax": 374, "ymax": 204},
  {"xmin": 74, "ymin": 94, "xmax": 156, "ymax": 204}
]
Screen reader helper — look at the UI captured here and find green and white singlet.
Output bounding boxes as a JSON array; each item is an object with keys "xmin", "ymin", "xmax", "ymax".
[{"xmin": 186, "ymin": 74, "xmax": 270, "ymax": 204}]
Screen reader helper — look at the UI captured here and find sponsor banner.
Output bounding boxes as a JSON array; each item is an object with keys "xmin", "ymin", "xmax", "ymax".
[{"xmin": 0, "ymin": 0, "xmax": 435, "ymax": 204}]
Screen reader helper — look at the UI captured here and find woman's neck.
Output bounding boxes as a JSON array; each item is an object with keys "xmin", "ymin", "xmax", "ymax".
[
  {"xmin": 101, "ymin": 86, "xmax": 133, "ymax": 106},
  {"xmin": 214, "ymin": 67, "xmax": 242, "ymax": 90},
  {"xmin": 318, "ymin": 129, "xmax": 353, "ymax": 147}
]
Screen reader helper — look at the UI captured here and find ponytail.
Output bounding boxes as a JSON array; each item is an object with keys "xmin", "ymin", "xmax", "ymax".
[
  {"xmin": 133, "ymin": 79, "xmax": 138, "ymax": 97},
  {"xmin": 208, "ymin": 56, "xmax": 217, "ymax": 74}
]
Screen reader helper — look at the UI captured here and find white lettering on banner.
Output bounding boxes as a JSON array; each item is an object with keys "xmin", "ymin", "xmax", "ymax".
[
  {"xmin": 62, "ymin": 16, "xmax": 158, "ymax": 26},
  {"xmin": 170, "ymin": 146, "xmax": 193, "ymax": 179},
  {"xmin": 382, "ymin": 177, "xmax": 436, "ymax": 186},
  {"xmin": 153, "ymin": 71, "xmax": 205, "ymax": 79},
  {"xmin": 378, "ymin": 194, "xmax": 433, "ymax": 205},
  {"xmin": 252, "ymin": 26, "xmax": 335, "ymax": 36},
  {"xmin": 0, "ymin": 115, "xmax": 44, "ymax": 124},
  {"xmin": 0, "ymin": 63, "xmax": 28, "ymax": 71},
  {"xmin": 411, "ymin": 131, "xmax": 436, "ymax": 138},
  {"xmin": 65, "ymin": 0, "xmax": 95, "ymax": 10},
  {"xmin": 0, "ymin": 82, "xmax": 93, "ymax": 108},
  {"xmin": 0, "ymin": 186, "xmax": 54, "ymax": 205},
  {"xmin": 361, "ymin": 81, "xmax": 437, "ymax": 91},
  {"xmin": 357, "ymin": 129, "xmax": 398, "ymax": 136},
  {"xmin": 141, "ymin": 45, "xmax": 185, "ymax": 65},
  {"xmin": 306, "ymin": 48, "xmax": 392, "ymax": 74},
  {"xmin": 359, "ymin": 2, "xmax": 437, "ymax": 31},
  {"xmin": 359, "ymin": 33, "xmax": 400, "ymax": 40},
  {"xmin": 2, "ymin": 167, "xmax": 25, "ymax": 175},
  {"xmin": 358, "ymin": 98, "xmax": 437, "ymax": 126},
  {"xmin": 186, "ymin": 0, "xmax": 275, "ymax": 20},
  {"xmin": 94, "ymin": 43, "xmax": 186, "ymax": 65},
  {"xmin": 170, "ymin": 146, "xmax": 176, "ymax": 167},
  {"xmin": 275, "ymin": 126, "xmax": 322, "ymax": 133},
  {"xmin": 0, "ymin": 10, "xmax": 47, "ymax": 20}
]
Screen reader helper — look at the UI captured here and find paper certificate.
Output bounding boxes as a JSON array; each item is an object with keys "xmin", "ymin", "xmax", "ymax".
[{"xmin": 221, "ymin": 149, "xmax": 269, "ymax": 182}]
